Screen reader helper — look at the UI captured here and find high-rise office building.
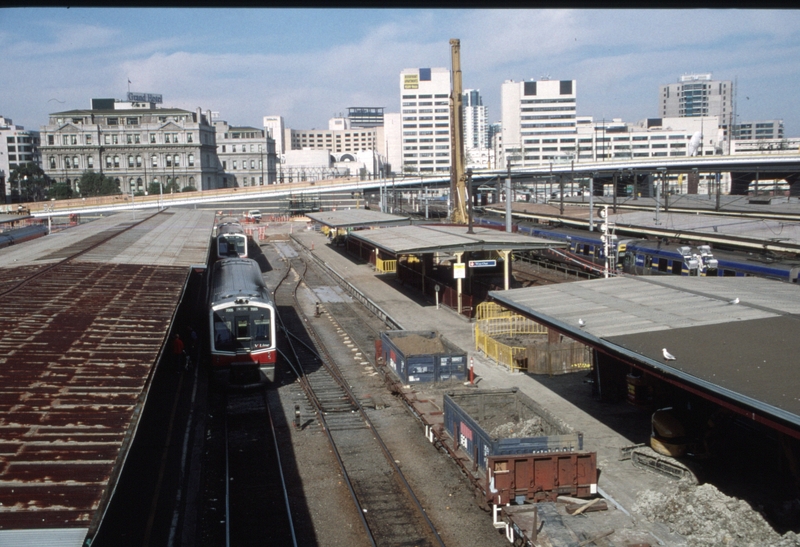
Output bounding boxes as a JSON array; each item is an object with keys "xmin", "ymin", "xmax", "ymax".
[
  {"xmin": 1, "ymin": 116, "xmax": 40, "ymax": 202},
  {"xmin": 501, "ymin": 79, "xmax": 577, "ymax": 168},
  {"xmin": 659, "ymin": 73, "xmax": 733, "ymax": 120},
  {"xmin": 399, "ymin": 67, "xmax": 452, "ymax": 174},
  {"xmin": 463, "ymin": 89, "xmax": 488, "ymax": 150}
]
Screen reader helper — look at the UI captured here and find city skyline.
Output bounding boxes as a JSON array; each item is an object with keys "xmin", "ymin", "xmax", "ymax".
[{"xmin": 2, "ymin": 8, "xmax": 799, "ymax": 136}]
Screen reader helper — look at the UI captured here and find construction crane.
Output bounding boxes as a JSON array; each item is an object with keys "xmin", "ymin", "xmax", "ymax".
[{"xmin": 449, "ymin": 38, "xmax": 468, "ymax": 225}]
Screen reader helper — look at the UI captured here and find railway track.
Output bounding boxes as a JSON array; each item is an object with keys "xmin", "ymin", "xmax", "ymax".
[
  {"xmin": 223, "ymin": 389, "xmax": 297, "ymax": 546},
  {"xmin": 274, "ymin": 252, "xmax": 446, "ymax": 547}
]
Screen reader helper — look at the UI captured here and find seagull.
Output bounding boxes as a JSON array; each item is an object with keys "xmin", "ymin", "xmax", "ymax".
[
  {"xmin": 662, "ymin": 348, "xmax": 676, "ymax": 361},
  {"xmin": 729, "ymin": 297, "xmax": 739, "ymax": 305},
  {"xmin": 578, "ymin": 318, "xmax": 586, "ymax": 328}
]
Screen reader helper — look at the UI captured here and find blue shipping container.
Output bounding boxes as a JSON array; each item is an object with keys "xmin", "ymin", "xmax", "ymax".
[
  {"xmin": 381, "ymin": 330, "xmax": 467, "ymax": 384},
  {"xmin": 444, "ymin": 388, "xmax": 583, "ymax": 470}
]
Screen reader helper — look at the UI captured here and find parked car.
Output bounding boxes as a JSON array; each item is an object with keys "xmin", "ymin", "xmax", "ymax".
[{"xmin": 245, "ymin": 209, "xmax": 262, "ymax": 223}]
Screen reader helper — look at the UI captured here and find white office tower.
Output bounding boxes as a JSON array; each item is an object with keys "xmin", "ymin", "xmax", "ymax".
[
  {"xmin": 263, "ymin": 115, "xmax": 285, "ymax": 155},
  {"xmin": 659, "ymin": 74, "xmax": 733, "ymax": 119},
  {"xmin": 501, "ymin": 79, "xmax": 577, "ymax": 168},
  {"xmin": 463, "ymin": 89, "xmax": 489, "ymax": 169},
  {"xmin": 399, "ymin": 67, "xmax": 452, "ymax": 174}
]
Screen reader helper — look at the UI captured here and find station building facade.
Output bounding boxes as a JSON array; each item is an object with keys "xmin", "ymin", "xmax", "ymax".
[{"xmin": 39, "ymin": 99, "xmax": 221, "ymax": 194}]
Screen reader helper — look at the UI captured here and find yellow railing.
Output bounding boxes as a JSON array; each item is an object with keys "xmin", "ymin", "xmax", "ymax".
[
  {"xmin": 475, "ymin": 301, "xmax": 515, "ymax": 321},
  {"xmin": 375, "ymin": 257, "xmax": 397, "ymax": 273},
  {"xmin": 474, "ymin": 308, "xmax": 591, "ymax": 374},
  {"xmin": 475, "ymin": 326, "xmax": 528, "ymax": 371}
]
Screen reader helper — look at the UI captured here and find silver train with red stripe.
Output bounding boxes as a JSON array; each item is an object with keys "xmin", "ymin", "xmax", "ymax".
[{"xmin": 208, "ymin": 257, "xmax": 277, "ymax": 385}]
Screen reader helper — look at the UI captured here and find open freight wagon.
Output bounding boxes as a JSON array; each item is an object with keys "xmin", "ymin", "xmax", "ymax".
[
  {"xmin": 443, "ymin": 388, "xmax": 584, "ymax": 470},
  {"xmin": 379, "ymin": 330, "xmax": 467, "ymax": 383}
]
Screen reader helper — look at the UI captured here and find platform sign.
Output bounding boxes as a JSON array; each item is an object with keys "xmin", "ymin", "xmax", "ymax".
[
  {"xmin": 453, "ymin": 263, "xmax": 466, "ymax": 279},
  {"xmin": 468, "ymin": 260, "xmax": 496, "ymax": 268}
]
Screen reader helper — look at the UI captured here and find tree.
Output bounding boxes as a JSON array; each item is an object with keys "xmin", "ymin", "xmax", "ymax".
[
  {"xmin": 181, "ymin": 185, "xmax": 197, "ymax": 192},
  {"xmin": 147, "ymin": 182, "xmax": 161, "ymax": 196},
  {"xmin": 9, "ymin": 162, "xmax": 51, "ymax": 202},
  {"xmin": 164, "ymin": 179, "xmax": 180, "ymax": 193},
  {"xmin": 49, "ymin": 182, "xmax": 74, "ymax": 200},
  {"xmin": 78, "ymin": 171, "xmax": 120, "ymax": 197}
]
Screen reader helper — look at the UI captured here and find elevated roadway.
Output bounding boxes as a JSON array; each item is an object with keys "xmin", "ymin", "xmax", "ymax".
[{"xmin": 16, "ymin": 153, "xmax": 800, "ymax": 219}]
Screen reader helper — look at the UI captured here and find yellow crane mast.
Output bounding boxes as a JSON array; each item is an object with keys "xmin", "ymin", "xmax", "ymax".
[{"xmin": 449, "ymin": 38, "xmax": 468, "ymax": 225}]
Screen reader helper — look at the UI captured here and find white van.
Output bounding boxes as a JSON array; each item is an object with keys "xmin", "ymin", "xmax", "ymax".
[{"xmin": 246, "ymin": 210, "xmax": 262, "ymax": 222}]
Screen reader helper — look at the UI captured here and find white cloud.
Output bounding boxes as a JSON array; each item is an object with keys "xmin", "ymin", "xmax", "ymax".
[{"xmin": 2, "ymin": 9, "xmax": 800, "ymax": 135}]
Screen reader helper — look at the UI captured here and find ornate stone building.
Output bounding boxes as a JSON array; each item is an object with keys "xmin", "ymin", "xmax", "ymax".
[{"xmin": 39, "ymin": 99, "xmax": 221, "ymax": 194}]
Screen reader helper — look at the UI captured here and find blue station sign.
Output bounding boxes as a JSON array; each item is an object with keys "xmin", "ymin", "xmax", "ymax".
[{"xmin": 468, "ymin": 260, "xmax": 496, "ymax": 268}]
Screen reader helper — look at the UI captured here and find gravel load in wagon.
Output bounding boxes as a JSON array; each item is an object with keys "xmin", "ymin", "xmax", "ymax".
[
  {"xmin": 444, "ymin": 387, "xmax": 583, "ymax": 469},
  {"xmin": 380, "ymin": 330, "xmax": 467, "ymax": 383}
]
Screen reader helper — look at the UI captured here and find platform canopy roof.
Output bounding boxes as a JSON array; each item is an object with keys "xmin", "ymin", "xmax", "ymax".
[
  {"xmin": 307, "ymin": 209, "xmax": 410, "ymax": 229},
  {"xmin": 347, "ymin": 224, "xmax": 566, "ymax": 255},
  {"xmin": 489, "ymin": 275, "xmax": 800, "ymax": 432}
]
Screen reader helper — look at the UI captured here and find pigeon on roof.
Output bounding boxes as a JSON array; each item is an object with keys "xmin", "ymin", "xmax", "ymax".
[
  {"xmin": 729, "ymin": 297, "xmax": 739, "ymax": 305},
  {"xmin": 578, "ymin": 318, "xmax": 586, "ymax": 328},
  {"xmin": 662, "ymin": 348, "xmax": 676, "ymax": 361}
]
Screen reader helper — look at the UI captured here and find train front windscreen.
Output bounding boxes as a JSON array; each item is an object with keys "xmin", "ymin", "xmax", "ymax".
[
  {"xmin": 219, "ymin": 235, "xmax": 246, "ymax": 257},
  {"xmin": 213, "ymin": 305, "xmax": 271, "ymax": 352}
]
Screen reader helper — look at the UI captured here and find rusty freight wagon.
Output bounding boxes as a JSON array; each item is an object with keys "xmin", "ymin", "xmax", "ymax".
[
  {"xmin": 380, "ymin": 330, "xmax": 467, "ymax": 384},
  {"xmin": 443, "ymin": 388, "xmax": 583, "ymax": 470}
]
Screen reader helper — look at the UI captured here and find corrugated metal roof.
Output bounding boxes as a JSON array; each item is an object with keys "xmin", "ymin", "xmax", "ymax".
[
  {"xmin": 0, "ymin": 262, "xmax": 188, "ymax": 533},
  {"xmin": 349, "ymin": 224, "xmax": 565, "ymax": 254},
  {"xmin": 489, "ymin": 276, "xmax": 800, "ymax": 429},
  {"xmin": 307, "ymin": 209, "xmax": 410, "ymax": 228},
  {"xmin": 0, "ymin": 209, "xmax": 215, "ymax": 541}
]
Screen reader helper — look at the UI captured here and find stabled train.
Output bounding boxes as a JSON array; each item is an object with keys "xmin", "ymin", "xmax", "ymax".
[
  {"xmin": 0, "ymin": 224, "xmax": 48, "ymax": 249},
  {"xmin": 475, "ymin": 217, "xmax": 800, "ymax": 283},
  {"xmin": 208, "ymin": 257, "xmax": 277, "ymax": 385},
  {"xmin": 216, "ymin": 219, "xmax": 248, "ymax": 259}
]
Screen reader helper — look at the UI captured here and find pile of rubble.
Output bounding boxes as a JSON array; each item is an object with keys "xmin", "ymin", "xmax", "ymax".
[
  {"xmin": 633, "ymin": 482, "xmax": 800, "ymax": 546},
  {"xmin": 490, "ymin": 416, "xmax": 546, "ymax": 439}
]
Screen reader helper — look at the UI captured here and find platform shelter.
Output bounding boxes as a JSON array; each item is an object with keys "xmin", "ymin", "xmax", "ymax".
[
  {"xmin": 348, "ymin": 224, "xmax": 565, "ymax": 316},
  {"xmin": 489, "ymin": 275, "xmax": 800, "ymax": 441}
]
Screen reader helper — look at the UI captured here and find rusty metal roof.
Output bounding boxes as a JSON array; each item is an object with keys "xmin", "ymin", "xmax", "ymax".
[
  {"xmin": 0, "ymin": 209, "xmax": 215, "ymax": 543},
  {"xmin": 0, "ymin": 262, "xmax": 187, "ymax": 536}
]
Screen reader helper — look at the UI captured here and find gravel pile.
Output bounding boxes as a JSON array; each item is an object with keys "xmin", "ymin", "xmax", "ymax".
[
  {"xmin": 490, "ymin": 416, "xmax": 546, "ymax": 438},
  {"xmin": 633, "ymin": 482, "xmax": 800, "ymax": 547},
  {"xmin": 390, "ymin": 333, "xmax": 447, "ymax": 355}
]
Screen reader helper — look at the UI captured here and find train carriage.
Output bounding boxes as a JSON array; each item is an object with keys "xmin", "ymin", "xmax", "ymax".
[
  {"xmin": 475, "ymin": 215, "xmax": 800, "ymax": 283},
  {"xmin": 208, "ymin": 257, "xmax": 276, "ymax": 385},
  {"xmin": 216, "ymin": 220, "xmax": 248, "ymax": 259}
]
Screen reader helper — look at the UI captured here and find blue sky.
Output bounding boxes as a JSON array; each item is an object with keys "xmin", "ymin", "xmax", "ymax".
[{"xmin": 2, "ymin": 8, "xmax": 799, "ymax": 136}]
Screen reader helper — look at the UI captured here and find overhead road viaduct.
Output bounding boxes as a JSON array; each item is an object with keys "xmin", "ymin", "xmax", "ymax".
[{"xmin": 17, "ymin": 153, "xmax": 800, "ymax": 219}]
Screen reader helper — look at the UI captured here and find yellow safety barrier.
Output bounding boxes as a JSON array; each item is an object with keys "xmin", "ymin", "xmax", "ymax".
[
  {"xmin": 475, "ymin": 301, "xmax": 515, "ymax": 321},
  {"xmin": 474, "ymin": 310, "xmax": 591, "ymax": 374},
  {"xmin": 475, "ymin": 326, "xmax": 528, "ymax": 371},
  {"xmin": 375, "ymin": 257, "xmax": 397, "ymax": 273}
]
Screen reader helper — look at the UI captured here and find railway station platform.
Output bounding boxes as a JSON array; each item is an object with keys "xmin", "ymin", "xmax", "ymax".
[{"xmin": 290, "ymin": 226, "xmax": 685, "ymax": 542}]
